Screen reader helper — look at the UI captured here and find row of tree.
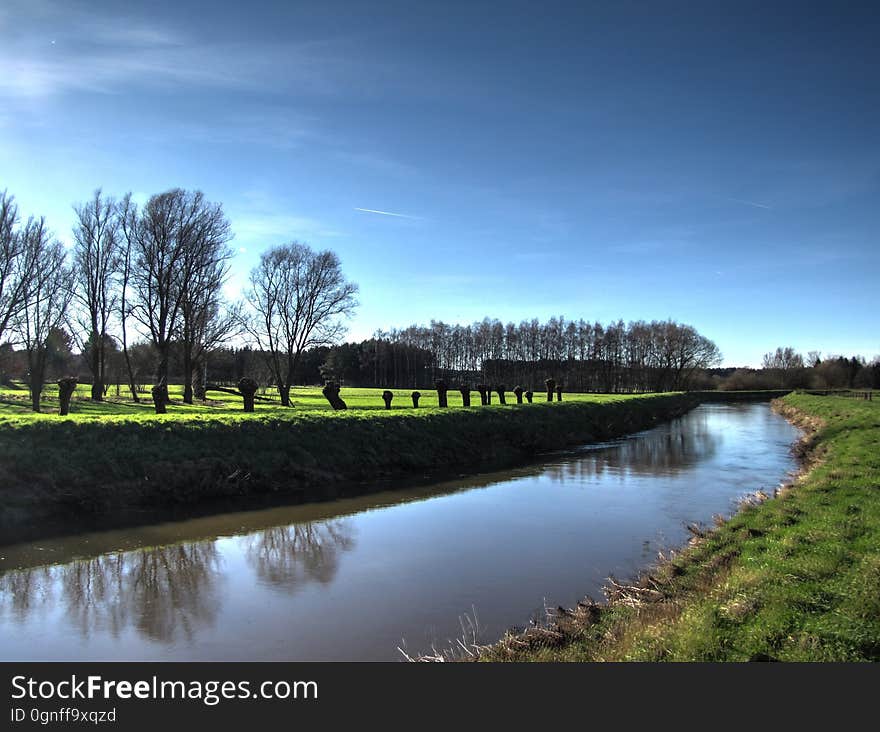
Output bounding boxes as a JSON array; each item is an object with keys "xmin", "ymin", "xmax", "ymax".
[
  {"xmin": 355, "ymin": 318, "xmax": 723, "ymax": 392},
  {"xmin": 5, "ymin": 186, "xmax": 873, "ymax": 410},
  {"xmin": 1, "ymin": 187, "xmax": 358, "ymax": 410},
  {"xmin": 719, "ymin": 348, "xmax": 879, "ymax": 390}
]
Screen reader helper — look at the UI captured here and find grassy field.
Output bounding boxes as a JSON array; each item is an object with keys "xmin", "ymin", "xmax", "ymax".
[
  {"xmin": 0, "ymin": 381, "xmax": 637, "ymax": 423},
  {"xmin": 480, "ymin": 393, "xmax": 880, "ymax": 661}
]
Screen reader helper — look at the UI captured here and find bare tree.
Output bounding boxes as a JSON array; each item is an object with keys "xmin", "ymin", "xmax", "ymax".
[
  {"xmin": 762, "ymin": 346, "xmax": 806, "ymax": 388},
  {"xmin": 130, "ymin": 189, "xmax": 232, "ymax": 396},
  {"xmin": 245, "ymin": 242, "xmax": 358, "ymax": 406},
  {"xmin": 0, "ymin": 191, "xmax": 40, "ymax": 344},
  {"xmin": 116, "ymin": 194, "xmax": 141, "ymax": 401},
  {"xmin": 12, "ymin": 218, "xmax": 73, "ymax": 411},
  {"xmin": 71, "ymin": 189, "xmax": 120, "ymax": 400},
  {"xmin": 177, "ymin": 204, "xmax": 234, "ymax": 403},
  {"xmin": 183, "ymin": 294, "xmax": 241, "ymax": 401}
]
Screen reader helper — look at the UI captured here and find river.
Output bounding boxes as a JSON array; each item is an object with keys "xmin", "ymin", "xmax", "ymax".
[{"xmin": 0, "ymin": 402, "xmax": 800, "ymax": 661}]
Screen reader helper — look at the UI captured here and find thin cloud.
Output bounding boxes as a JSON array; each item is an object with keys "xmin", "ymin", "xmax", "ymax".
[
  {"xmin": 723, "ymin": 196, "xmax": 772, "ymax": 210},
  {"xmin": 0, "ymin": 1, "xmax": 366, "ymax": 100},
  {"xmin": 354, "ymin": 207, "xmax": 420, "ymax": 220}
]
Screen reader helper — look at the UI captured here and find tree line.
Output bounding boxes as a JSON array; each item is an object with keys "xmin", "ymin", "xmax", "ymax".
[
  {"xmin": 719, "ymin": 347, "xmax": 879, "ymax": 391},
  {"xmin": 357, "ymin": 318, "xmax": 723, "ymax": 392},
  {"xmin": 0, "ymin": 187, "xmax": 357, "ymax": 410},
  {"xmin": 5, "ymin": 185, "xmax": 872, "ymax": 410}
]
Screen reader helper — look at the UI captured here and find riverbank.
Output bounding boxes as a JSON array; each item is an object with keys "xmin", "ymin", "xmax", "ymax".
[
  {"xmin": 0, "ymin": 392, "xmax": 697, "ymax": 535},
  {"xmin": 477, "ymin": 393, "xmax": 880, "ymax": 661}
]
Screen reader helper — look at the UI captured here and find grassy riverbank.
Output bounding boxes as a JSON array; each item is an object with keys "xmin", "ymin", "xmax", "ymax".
[
  {"xmin": 480, "ymin": 393, "xmax": 880, "ymax": 661},
  {"xmin": 0, "ymin": 390, "xmax": 696, "ymax": 529}
]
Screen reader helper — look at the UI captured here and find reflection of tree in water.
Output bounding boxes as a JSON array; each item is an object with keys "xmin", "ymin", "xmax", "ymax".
[
  {"xmin": 0, "ymin": 540, "xmax": 221, "ymax": 644},
  {"xmin": 245, "ymin": 520, "xmax": 354, "ymax": 592},
  {"xmin": 544, "ymin": 412, "xmax": 719, "ymax": 482},
  {"xmin": 0, "ymin": 565, "xmax": 54, "ymax": 618}
]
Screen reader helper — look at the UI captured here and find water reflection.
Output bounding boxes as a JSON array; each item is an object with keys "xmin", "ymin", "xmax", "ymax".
[
  {"xmin": 0, "ymin": 519, "xmax": 355, "ymax": 645},
  {"xmin": 0, "ymin": 541, "xmax": 221, "ymax": 643},
  {"xmin": 544, "ymin": 409, "xmax": 719, "ymax": 482},
  {"xmin": 245, "ymin": 520, "xmax": 355, "ymax": 591}
]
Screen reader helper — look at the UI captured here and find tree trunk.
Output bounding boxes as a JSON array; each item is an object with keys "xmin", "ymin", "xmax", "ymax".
[
  {"xmin": 434, "ymin": 379, "xmax": 448, "ymax": 408},
  {"xmin": 279, "ymin": 384, "xmax": 291, "ymax": 407},
  {"xmin": 29, "ymin": 352, "xmax": 45, "ymax": 412},
  {"xmin": 182, "ymin": 352, "xmax": 193, "ymax": 404},
  {"xmin": 382, "ymin": 390, "xmax": 393, "ymax": 409},
  {"xmin": 121, "ymin": 316, "xmax": 139, "ymax": 403},
  {"xmin": 151, "ymin": 384, "xmax": 167, "ymax": 414},
  {"xmin": 90, "ymin": 378, "xmax": 103, "ymax": 401},
  {"xmin": 30, "ymin": 387, "xmax": 41, "ymax": 412},
  {"xmin": 156, "ymin": 351, "xmax": 171, "ymax": 404},
  {"xmin": 238, "ymin": 378, "xmax": 258, "ymax": 412},
  {"xmin": 58, "ymin": 377, "xmax": 77, "ymax": 416},
  {"xmin": 321, "ymin": 381, "xmax": 347, "ymax": 410},
  {"xmin": 193, "ymin": 360, "xmax": 207, "ymax": 400},
  {"xmin": 88, "ymin": 331, "xmax": 104, "ymax": 401},
  {"xmin": 411, "ymin": 391, "xmax": 421, "ymax": 407}
]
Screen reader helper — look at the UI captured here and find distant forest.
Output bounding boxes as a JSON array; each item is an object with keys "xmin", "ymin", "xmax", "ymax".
[{"xmin": 2, "ymin": 320, "xmax": 876, "ymax": 395}]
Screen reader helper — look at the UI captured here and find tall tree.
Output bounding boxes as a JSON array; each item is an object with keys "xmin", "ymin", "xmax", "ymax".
[
  {"xmin": 0, "ymin": 191, "xmax": 40, "ymax": 344},
  {"xmin": 12, "ymin": 218, "xmax": 73, "ymax": 411},
  {"xmin": 245, "ymin": 242, "xmax": 358, "ymax": 406},
  {"xmin": 177, "ymin": 203, "xmax": 233, "ymax": 403},
  {"xmin": 116, "ymin": 194, "xmax": 141, "ymax": 401},
  {"xmin": 183, "ymin": 295, "xmax": 241, "ymax": 401},
  {"xmin": 130, "ymin": 189, "xmax": 232, "ymax": 396},
  {"xmin": 72, "ymin": 189, "xmax": 120, "ymax": 400}
]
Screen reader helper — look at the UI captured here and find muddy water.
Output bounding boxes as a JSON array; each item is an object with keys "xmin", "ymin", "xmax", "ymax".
[{"xmin": 0, "ymin": 403, "xmax": 800, "ymax": 661}]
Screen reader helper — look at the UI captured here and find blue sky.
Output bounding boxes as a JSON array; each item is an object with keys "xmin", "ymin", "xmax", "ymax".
[{"xmin": 1, "ymin": 0, "xmax": 877, "ymax": 366}]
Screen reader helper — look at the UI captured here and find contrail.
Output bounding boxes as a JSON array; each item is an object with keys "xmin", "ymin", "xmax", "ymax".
[
  {"xmin": 724, "ymin": 196, "xmax": 772, "ymax": 210},
  {"xmin": 354, "ymin": 207, "xmax": 419, "ymax": 219}
]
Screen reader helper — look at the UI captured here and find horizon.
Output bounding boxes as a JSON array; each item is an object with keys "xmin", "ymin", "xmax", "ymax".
[{"xmin": 2, "ymin": 1, "xmax": 878, "ymax": 368}]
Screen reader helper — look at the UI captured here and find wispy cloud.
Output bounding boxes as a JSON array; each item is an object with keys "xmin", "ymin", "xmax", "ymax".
[
  {"xmin": 722, "ymin": 196, "xmax": 772, "ymax": 210},
  {"xmin": 354, "ymin": 207, "xmax": 420, "ymax": 220},
  {"xmin": 0, "ymin": 1, "xmax": 370, "ymax": 100}
]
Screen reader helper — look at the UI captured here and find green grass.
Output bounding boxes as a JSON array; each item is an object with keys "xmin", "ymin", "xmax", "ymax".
[
  {"xmin": 480, "ymin": 393, "xmax": 880, "ymax": 661},
  {"xmin": 0, "ymin": 381, "xmax": 638, "ymax": 424}
]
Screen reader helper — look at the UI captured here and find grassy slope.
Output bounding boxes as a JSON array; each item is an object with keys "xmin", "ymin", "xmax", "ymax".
[
  {"xmin": 0, "ymin": 386, "xmax": 695, "ymax": 522},
  {"xmin": 482, "ymin": 393, "xmax": 880, "ymax": 661}
]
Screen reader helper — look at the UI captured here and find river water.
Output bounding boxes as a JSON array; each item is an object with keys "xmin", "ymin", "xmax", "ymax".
[{"xmin": 0, "ymin": 402, "xmax": 800, "ymax": 661}]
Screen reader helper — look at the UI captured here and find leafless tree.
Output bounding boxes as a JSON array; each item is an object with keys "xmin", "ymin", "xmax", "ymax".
[
  {"xmin": 244, "ymin": 242, "xmax": 358, "ymax": 406},
  {"xmin": 183, "ymin": 294, "xmax": 241, "ymax": 401},
  {"xmin": 71, "ymin": 189, "xmax": 120, "ymax": 400},
  {"xmin": 116, "ymin": 194, "xmax": 141, "ymax": 401},
  {"xmin": 12, "ymin": 218, "xmax": 73, "ymax": 411},
  {"xmin": 367, "ymin": 316, "xmax": 720, "ymax": 392},
  {"xmin": 0, "ymin": 191, "xmax": 41, "ymax": 345},
  {"xmin": 762, "ymin": 346, "xmax": 806, "ymax": 388},
  {"xmin": 129, "ymin": 189, "xmax": 232, "ymax": 396},
  {"xmin": 177, "ymin": 208, "xmax": 234, "ymax": 403}
]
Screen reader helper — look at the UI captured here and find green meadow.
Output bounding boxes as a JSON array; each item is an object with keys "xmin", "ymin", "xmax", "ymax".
[{"xmin": 0, "ymin": 381, "xmax": 643, "ymax": 423}]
